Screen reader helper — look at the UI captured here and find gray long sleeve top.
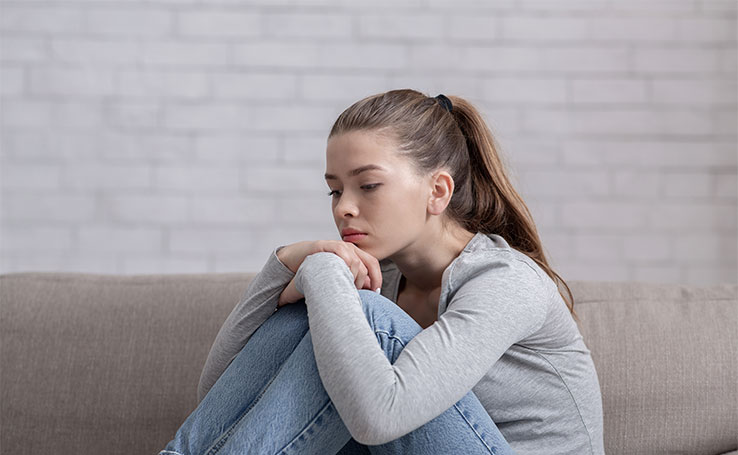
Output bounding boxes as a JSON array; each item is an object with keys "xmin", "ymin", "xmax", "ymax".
[{"xmin": 198, "ymin": 232, "xmax": 605, "ymax": 454}]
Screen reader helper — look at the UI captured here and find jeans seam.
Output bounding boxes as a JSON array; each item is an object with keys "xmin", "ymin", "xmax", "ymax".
[
  {"xmin": 275, "ymin": 399, "xmax": 333, "ymax": 455},
  {"xmin": 159, "ymin": 451, "xmax": 184, "ymax": 455},
  {"xmin": 373, "ymin": 329, "xmax": 407, "ymax": 347},
  {"xmin": 453, "ymin": 402, "xmax": 496, "ymax": 455}
]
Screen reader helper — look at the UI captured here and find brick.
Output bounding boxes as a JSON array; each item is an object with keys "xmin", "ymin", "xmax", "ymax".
[
  {"xmin": 0, "ymin": 163, "xmax": 62, "ymax": 189},
  {"xmin": 609, "ymin": 0, "xmax": 698, "ymax": 14},
  {"xmin": 525, "ymin": 108, "xmax": 712, "ymax": 135},
  {"xmin": 650, "ymin": 77, "xmax": 737, "ymax": 106},
  {"xmin": 447, "ymin": 15, "xmax": 500, "ymax": 41},
  {"xmin": 650, "ymin": 202, "xmax": 736, "ymax": 230},
  {"xmin": 107, "ymin": 194, "xmax": 188, "ymax": 223},
  {"xmin": 661, "ymin": 171, "xmax": 712, "ymax": 198},
  {"xmin": 105, "ymin": 101, "xmax": 161, "ymax": 129},
  {"xmin": 212, "ymin": 72, "xmax": 298, "ymax": 100},
  {"xmin": 189, "ymin": 195, "xmax": 276, "ymax": 225},
  {"xmin": 77, "ymin": 226, "xmax": 162, "ymax": 252},
  {"xmin": 427, "ymin": 0, "xmax": 513, "ymax": 10},
  {"xmin": 153, "ymin": 165, "xmax": 238, "ymax": 191},
  {"xmin": 612, "ymin": 170, "xmax": 661, "ymax": 199},
  {"xmin": 673, "ymin": 233, "xmax": 737, "ymax": 265},
  {"xmin": 410, "ymin": 44, "xmax": 539, "ymax": 72},
  {"xmin": 574, "ymin": 233, "xmax": 625, "ymax": 261},
  {"xmin": 0, "ymin": 67, "xmax": 24, "ymax": 96},
  {"xmin": 120, "ymin": 255, "xmax": 208, "ymax": 274},
  {"xmin": 118, "ymin": 70, "xmax": 210, "ymax": 99},
  {"xmin": 0, "ymin": 6, "xmax": 84, "ymax": 33},
  {"xmin": 1, "ymin": 192, "xmax": 96, "ymax": 221},
  {"xmin": 561, "ymin": 202, "xmax": 650, "ymax": 229},
  {"xmin": 86, "ymin": 9, "xmax": 172, "ymax": 36},
  {"xmin": 570, "ymin": 78, "xmax": 648, "ymax": 104},
  {"xmin": 539, "ymin": 46, "xmax": 629, "ymax": 73},
  {"xmin": 283, "ymin": 135, "xmax": 328, "ymax": 164},
  {"xmin": 632, "ymin": 265, "xmax": 681, "ymax": 283},
  {"xmin": 634, "ymin": 47, "xmax": 720, "ymax": 74},
  {"xmin": 177, "ymin": 10, "xmax": 260, "ymax": 37},
  {"xmin": 279, "ymin": 196, "xmax": 333, "ymax": 224},
  {"xmin": 141, "ymin": 42, "xmax": 229, "ymax": 66},
  {"xmin": 589, "ymin": 17, "xmax": 677, "ymax": 42},
  {"xmin": 713, "ymin": 109, "xmax": 737, "ymax": 136},
  {"xmin": 195, "ymin": 134, "xmax": 279, "ymax": 163},
  {"xmin": 62, "ymin": 163, "xmax": 151, "ymax": 190},
  {"xmin": 559, "ymin": 262, "xmax": 630, "ymax": 282},
  {"xmin": 714, "ymin": 172, "xmax": 737, "ymax": 199},
  {"xmin": 562, "ymin": 140, "xmax": 736, "ymax": 168},
  {"xmin": 263, "ymin": 12, "xmax": 351, "ymax": 38},
  {"xmin": 0, "ymin": 100, "xmax": 53, "ymax": 128},
  {"xmin": 301, "ymin": 74, "xmax": 387, "ymax": 101},
  {"xmin": 480, "ymin": 77, "xmax": 567, "ymax": 104},
  {"xmin": 1, "ymin": 252, "xmax": 67, "ymax": 274},
  {"xmin": 0, "ymin": 37, "xmax": 47, "ymax": 63},
  {"xmin": 622, "ymin": 235, "xmax": 672, "ymax": 262},
  {"xmin": 169, "ymin": 227, "xmax": 253, "ymax": 253},
  {"xmin": 232, "ymin": 42, "xmax": 320, "ymax": 68},
  {"xmin": 675, "ymin": 17, "xmax": 736, "ymax": 43},
  {"xmin": 685, "ymin": 266, "xmax": 738, "ymax": 285},
  {"xmin": 502, "ymin": 137, "xmax": 560, "ymax": 166},
  {"xmin": 241, "ymin": 166, "xmax": 325, "ymax": 193},
  {"xmin": 50, "ymin": 39, "xmax": 139, "ymax": 65},
  {"xmin": 358, "ymin": 13, "xmax": 443, "ymax": 40},
  {"xmin": 518, "ymin": 168, "xmax": 610, "ymax": 198},
  {"xmin": 0, "ymin": 226, "xmax": 73, "ymax": 251},
  {"xmin": 501, "ymin": 16, "xmax": 589, "ymax": 42},
  {"xmin": 165, "ymin": 104, "xmax": 334, "ymax": 132}
]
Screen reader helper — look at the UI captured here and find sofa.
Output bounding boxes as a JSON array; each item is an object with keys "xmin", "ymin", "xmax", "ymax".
[{"xmin": 1, "ymin": 270, "xmax": 736, "ymax": 455}]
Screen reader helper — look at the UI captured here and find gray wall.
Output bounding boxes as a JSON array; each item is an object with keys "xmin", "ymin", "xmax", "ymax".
[{"xmin": 1, "ymin": 0, "xmax": 736, "ymax": 285}]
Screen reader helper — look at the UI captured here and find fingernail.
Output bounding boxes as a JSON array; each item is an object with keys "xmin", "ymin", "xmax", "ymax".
[{"xmin": 375, "ymin": 287, "xmax": 381, "ymax": 294}]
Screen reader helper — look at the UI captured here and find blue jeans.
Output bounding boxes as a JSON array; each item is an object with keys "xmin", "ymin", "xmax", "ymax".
[{"xmin": 159, "ymin": 289, "xmax": 515, "ymax": 455}]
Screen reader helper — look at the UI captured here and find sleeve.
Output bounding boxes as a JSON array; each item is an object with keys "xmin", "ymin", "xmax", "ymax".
[
  {"xmin": 293, "ymin": 250, "xmax": 549, "ymax": 445},
  {"xmin": 197, "ymin": 245, "xmax": 296, "ymax": 403}
]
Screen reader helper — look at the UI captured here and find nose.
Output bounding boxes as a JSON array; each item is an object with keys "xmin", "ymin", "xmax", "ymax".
[{"xmin": 335, "ymin": 193, "xmax": 359, "ymax": 218}]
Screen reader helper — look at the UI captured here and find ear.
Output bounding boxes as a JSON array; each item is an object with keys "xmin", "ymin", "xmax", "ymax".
[{"xmin": 427, "ymin": 170, "xmax": 454, "ymax": 216}]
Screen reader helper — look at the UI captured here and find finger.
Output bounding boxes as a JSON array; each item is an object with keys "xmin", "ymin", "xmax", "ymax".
[
  {"xmin": 350, "ymin": 245, "xmax": 382, "ymax": 291},
  {"xmin": 356, "ymin": 262, "xmax": 369, "ymax": 289}
]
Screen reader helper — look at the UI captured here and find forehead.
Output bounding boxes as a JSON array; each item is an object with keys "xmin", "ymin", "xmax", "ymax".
[{"xmin": 325, "ymin": 131, "xmax": 400, "ymax": 178}]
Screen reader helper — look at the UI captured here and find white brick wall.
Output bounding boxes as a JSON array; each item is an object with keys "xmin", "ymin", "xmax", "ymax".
[{"xmin": 0, "ymin": 0, "xmax": 735, "ymax": 285}]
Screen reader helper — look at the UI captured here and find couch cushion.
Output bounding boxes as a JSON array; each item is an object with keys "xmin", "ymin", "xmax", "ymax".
[
  {"xmin": 569, "ymin": 280, "xmax": 737, "ymax": 455},
  {"xmin": 0, "ymin": 271, "xmax": 254, "ymax": 455}
]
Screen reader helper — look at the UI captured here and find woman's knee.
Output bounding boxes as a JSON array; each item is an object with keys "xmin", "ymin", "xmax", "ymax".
[{"xmin": 357, "ymin": 289, "xmax": 423, "ymax": 341}]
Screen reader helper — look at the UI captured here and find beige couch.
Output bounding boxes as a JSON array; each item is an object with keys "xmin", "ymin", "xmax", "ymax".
[{"xmin": 1, "ymin": 271, "xmax": 736, "ymax": 455}]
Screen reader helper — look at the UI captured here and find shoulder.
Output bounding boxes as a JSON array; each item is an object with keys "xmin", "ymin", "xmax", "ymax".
[
  {"xmin": 443, "ymin": 241, "xmax": 554, "ymax": 318},
  {"xmin": 449, "ymin": 241, "xmax": 546, "ymax": 289}
]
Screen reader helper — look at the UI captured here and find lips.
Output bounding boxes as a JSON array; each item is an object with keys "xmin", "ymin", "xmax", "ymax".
[
  {"xmin": 341, "ymin": 228, "xmax": 366, "ymax": 237},
  {"xmin": 342, "ymin": 233, "xmax": 367, "ymax": 242}
]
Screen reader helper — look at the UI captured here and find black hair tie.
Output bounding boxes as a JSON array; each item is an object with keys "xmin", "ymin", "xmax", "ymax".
[{"xmin": 435, "ymin": 94, "xmax": 453, "ymax": 113}]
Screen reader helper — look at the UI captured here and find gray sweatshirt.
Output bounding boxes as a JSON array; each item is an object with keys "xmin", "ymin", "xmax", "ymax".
[{"xmin": 198, "ymin": 232, "xmax": 605, "ymax": 454}]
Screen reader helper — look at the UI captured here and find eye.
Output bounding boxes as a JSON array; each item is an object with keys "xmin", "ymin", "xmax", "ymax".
[{"xmin": 326, "ymin": 183, "xmax": 381, "ymax": 197}]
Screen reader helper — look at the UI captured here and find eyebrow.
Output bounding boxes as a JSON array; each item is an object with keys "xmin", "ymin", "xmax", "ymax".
[{"xmin": 324, "ymin": 164, "xmax": 387, "ymax": 181}]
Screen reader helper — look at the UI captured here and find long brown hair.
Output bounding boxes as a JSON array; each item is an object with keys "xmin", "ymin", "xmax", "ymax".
[{"xmin": 328, "ymin": 89, "xmax": 578, "ymax": 321}]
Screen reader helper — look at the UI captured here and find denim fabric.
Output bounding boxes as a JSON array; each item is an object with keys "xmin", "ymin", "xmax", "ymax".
[{"xmin": 159, "ymin": 289, "xmax": 515, "ymax": 455}]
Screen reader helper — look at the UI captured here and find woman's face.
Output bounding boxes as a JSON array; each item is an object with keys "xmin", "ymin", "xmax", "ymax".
[{"xmin": 325, "ymin": 130, "xmax": 431, "ymax": 260}]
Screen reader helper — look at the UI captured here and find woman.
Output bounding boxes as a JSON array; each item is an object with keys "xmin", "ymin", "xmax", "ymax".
[{"xmin": 159, "ymin": 89, "xmax": 605, "ymax": 454}]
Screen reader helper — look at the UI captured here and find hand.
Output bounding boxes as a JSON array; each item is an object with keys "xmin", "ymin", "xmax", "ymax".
[
  {"xmin": 276, "ymin": 239, "xmax": 383, "ymax": 307},
  {"xmin": 277, "ymin": 277, "xmax": 302, "ymax": 308}
]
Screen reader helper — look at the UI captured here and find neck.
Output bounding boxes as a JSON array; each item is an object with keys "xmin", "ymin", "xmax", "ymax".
[{"xmin": 389, "ymin": 226, "xmax": 476, "ymax": 295}]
